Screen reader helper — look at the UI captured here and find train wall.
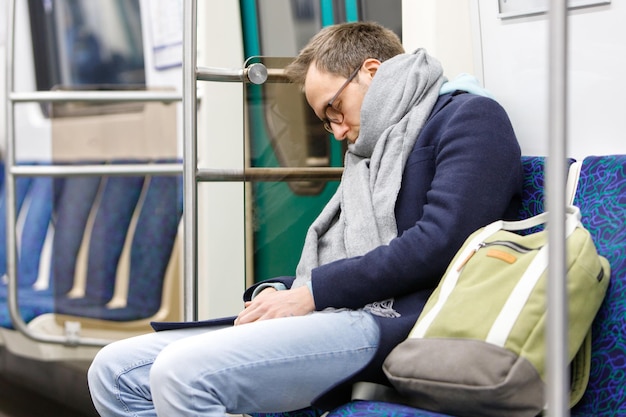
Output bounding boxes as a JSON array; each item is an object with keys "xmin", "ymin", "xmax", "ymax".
[{"xmin": 404, "ymin": 0, "xmax": 626, "ymax": 159}]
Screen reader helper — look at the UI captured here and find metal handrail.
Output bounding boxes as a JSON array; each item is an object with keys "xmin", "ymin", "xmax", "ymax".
[
  {"xmin": 11, "ymin": 164, "xmax": 183, "ymax": 177},
  {"xmin": 182, "ymin": 0, "xmax": 199, "ymax": 322},
  {"xmin": 546, "ymin": 0, "xmax": 569, "ymax": 415},
  {"xmin": 9, "ymin": 90, "xmax": 182, "ymax": 103},
  {"xmin": 196, "ymin": 63, "xmax": 268, "ymax": 84},
  {"xmin": 196, "ymin": 167, "xmax": 343, "ymax": 182},
  {"xmin": 10, "ymin": 165, "xmax": 342, "ymax": 181}
]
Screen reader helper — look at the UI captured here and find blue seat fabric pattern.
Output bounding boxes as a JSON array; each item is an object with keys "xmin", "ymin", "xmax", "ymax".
[
  {"xmin": 50, "ymin": 175, "xmax": 103, "ymax": 297},
  {"xmin": 571, "ymin": 155, "xmax": 626, "ymax": 416},
  {"xmin": 54, "ymin": 175, "xmax": 145, "ymax": 316},
  {"xmin": 516, "ymin": 156, "xmax": 575, "ymax": 234},
  {"xmin": 0, "ymin": 176, "xmax": 54, "ymax": 328},
  {"xmin": 516, "ymin": 156, "xmax": 547, "ymax": 223},
  {"xmin": 65, "ymin": 175, "xmax": 183, "ymax": 321},
  {"xmin": 248, "ymin": 409, "xmax": 325, "ymax": 417},
  {"xmin": 0, "ymin": 158, "xmax": 183, "ymax": 328}
]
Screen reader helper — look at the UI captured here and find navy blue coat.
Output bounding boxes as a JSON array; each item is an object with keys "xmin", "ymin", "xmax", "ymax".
[{"xmin": 243, "ymin": 91, "xmax": 523, "ymax": 409}]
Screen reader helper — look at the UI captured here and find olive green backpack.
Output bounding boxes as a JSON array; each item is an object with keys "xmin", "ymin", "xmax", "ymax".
[{"xmin": 382, "ymin": 205, "xmax": 610, "ymax": 417}]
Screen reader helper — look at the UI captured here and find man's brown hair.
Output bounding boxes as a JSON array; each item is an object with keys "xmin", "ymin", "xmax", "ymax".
[{"xmin": 284, "ymin": 22, "xmax": 404, "ymax": 87}]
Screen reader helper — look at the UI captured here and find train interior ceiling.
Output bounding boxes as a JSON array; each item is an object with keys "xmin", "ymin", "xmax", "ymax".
[{"xmin": 0, "ymin": 0, "xmax": 625, "ymax": 416}]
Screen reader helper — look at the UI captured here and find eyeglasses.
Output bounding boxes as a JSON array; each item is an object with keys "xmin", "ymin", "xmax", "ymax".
[{"xmin": 322, "ymin": 65, "xmax": 361, "ymax": 133}]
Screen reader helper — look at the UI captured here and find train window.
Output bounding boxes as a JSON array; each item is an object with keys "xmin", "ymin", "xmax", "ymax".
[
  {"xmin": 358, "ymin": 0, "xmax": 402, "ymax": 38},
  {"xmin": 251, "ymin": 0, "xmax": 329, "ymax": 196},
  {"xmin": 249, "ymin": 0, "xmax": 403, "ymax": 196},
  {"xmin": 28, "ymin": 0, "xmax": 145, "ymax": 92},
  {"xmin": 26, "ymin": 0, "xmax": 176, "ymax": 162}
]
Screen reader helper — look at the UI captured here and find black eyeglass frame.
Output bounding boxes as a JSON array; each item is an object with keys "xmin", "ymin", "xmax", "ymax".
[{"xmin": 322, "ymin": 64, "xmax": 362, "ymax": 133}]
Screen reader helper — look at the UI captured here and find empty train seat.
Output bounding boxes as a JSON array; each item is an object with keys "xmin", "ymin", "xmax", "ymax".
[
  {"xmin": 48, "ymin": 175, "xmax": 104, "ymax": 303},
  {"xmin": 0, "ymin": 174, "xmax": 104, "ymax": 329},
  {"xmin": 571, "ymin": 155, "xmax": 626, "ymax": 415},
  {"xmin": 0, "ymin": 176, "xmax": 54, "ymax": 328},
  {"xmin": 53, "ymin": 174, "xmax": 146, "ymax": 316},
  {"xmin": 0, "ymin": 164, "xmax": 182, "ymax": 360},
  {"xmin": 55, "ymin": 174, "xmax": 183, "ymax": 321}
]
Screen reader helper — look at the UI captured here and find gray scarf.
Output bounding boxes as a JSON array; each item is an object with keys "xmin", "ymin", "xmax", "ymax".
[{"xmin": 293, "ymin": 49, "xmax": 444, "ymax": 316}]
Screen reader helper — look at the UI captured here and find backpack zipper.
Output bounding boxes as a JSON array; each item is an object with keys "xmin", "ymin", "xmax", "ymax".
[
  {"xmin": 456, "ymin": 240, "xmax": 537, "ymax": 272},
  {"xmin": 482, "ymin": 240, "xmax": 534, "ymax": 253}
]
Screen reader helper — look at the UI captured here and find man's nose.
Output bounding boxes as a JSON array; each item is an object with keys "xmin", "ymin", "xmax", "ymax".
[{"xmin": 331, "ymin": 122, "xmax": 349, "ymax": 141}]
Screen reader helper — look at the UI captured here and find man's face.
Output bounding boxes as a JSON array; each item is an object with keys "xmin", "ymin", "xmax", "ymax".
[{"xmin": 304, "ymin": 63, "xmax": 374, "ymax": 144}]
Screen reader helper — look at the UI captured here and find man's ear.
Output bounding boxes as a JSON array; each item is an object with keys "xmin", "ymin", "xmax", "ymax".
[{"xmin": 361, "ymin": 58, "xmax": 381, "ymax": 80}]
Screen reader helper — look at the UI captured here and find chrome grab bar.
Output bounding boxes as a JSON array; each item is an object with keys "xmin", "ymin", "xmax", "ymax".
[{"xmin": 196, "ymin": 62, "xmax": 268, "ymax": 84}]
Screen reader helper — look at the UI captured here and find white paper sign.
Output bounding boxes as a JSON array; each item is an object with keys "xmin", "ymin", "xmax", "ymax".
[{"xmin": 147, "ymin": 0, "xmax": 183, "ymax": 69}]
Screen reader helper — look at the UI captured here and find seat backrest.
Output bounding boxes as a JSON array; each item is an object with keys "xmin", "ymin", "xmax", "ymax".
[
  {"xmin": 16, "ymin": 176, "xmax": 54, "ymax": 288},
  {"xmin": 50, "ymin": 175, "xmax": 103, "ymax": 296},
  {"xmin": 571, "ymin": 155, "xmax": 626, "ymax": 415},
  {"xmin": 517, "ymin": 156, "xmax": 578, "ymax": 220},
  {"xmin": 53, "ymin": 174, "xmax": 145, "ymax": 314},
  {"xmin": 0, "ymin": 176, "xmax": 53, "ymax": 296},
  {"xmin": 80, "ymin": 175, "xmax": 145, "ymax": 304},
  {"xmin": 124, "ymin": 175, "xmax": 182, "ymax": 316},
  {"xmin": 99, "ymin": 175, "xmax": 183, "ymax": 321},
  {"xmin": 517, "ymin": 156, "xmax": 547, "ymax": 221}
]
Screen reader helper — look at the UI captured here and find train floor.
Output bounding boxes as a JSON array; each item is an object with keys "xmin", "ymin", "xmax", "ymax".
[
  {"xmin": 0, "ymin": 375, "xmax": 90, "ymax": 417},
  {"xmin": 0, "ymin": 346, "xmax": 98, "ymax": 417},
  {"xmin": 0, "ymin": 346, "xmax": 247, "ymax": 417}
]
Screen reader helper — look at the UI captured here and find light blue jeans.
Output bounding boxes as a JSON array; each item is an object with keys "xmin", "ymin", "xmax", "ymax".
[{"xmin": 88, "ymin": 310, "xmax": 379, "ymax": 416}]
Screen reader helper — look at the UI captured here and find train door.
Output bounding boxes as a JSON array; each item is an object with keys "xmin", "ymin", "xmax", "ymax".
[{"xmin": 240, "ymin": 0, "xmax": 402, "ymax": 283}]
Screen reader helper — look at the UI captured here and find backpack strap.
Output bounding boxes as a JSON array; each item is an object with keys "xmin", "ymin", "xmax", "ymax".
[{"xmin": 569, "ymin": 329, "xmax": 592, "ymax": 407}]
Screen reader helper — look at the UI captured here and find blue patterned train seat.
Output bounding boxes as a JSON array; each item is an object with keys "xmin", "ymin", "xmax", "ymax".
[
  {"xmin": 0, "ymin": 175, "xmax": 105, "ymax": 329},
  {"xmin": 571, "ymin": 155, "xmax": 626, "ymax": 416},
  {"xmin": 62, "ymin": 174, "xmax": 183, "ymax": 321},
  {"xmin": 53, "ymin": 175, "xmax": 145, "ymax": 316},
  {"xmin": 517, "ymin": 156, "xmax": 548, "ymax": 221},
  {"xmin": 49, "ymin": 175, "xmax": 104, "ymax": 299},
  {"xmin": 0, "ymin": 176, "xmax": 54, "ymax": 328},
  {"xmin": 516, "ymin": 156, "xmax": 577, "ymax": 233}
]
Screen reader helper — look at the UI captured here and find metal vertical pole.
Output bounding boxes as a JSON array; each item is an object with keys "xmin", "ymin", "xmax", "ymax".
[
  {"xmin": 5, "ymin": 0, "xmax": 22, "ymax": 335},
  {"xmin": 546, "ymin": 0, "xmax": 569, "ymax": 415},
  {"xmin": 183, "ymin": 0, "xmax": 199, "ymax": 321}
]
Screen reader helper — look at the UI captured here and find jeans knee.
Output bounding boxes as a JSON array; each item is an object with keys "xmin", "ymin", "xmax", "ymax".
[
  {"xmin": 88, "ymin": 343, "xmax": 123, "ymax": 410},
  {"xmin": 149, "ymin": 346, "xmax": 181, "ymax": 399},
  {"xmin": 88, "ymin": 343, "xmax": 115, "ymax": 389}
]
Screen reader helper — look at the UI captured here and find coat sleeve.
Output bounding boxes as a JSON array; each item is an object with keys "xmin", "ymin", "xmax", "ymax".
[{"xmin": 309, "ymin": 94, "xmax": 523, "ymax": 311}]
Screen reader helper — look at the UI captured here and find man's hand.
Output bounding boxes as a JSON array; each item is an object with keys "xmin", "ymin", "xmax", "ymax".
[{"xmin": 234, "ymin": 286, "xmax": 315, "ymax": 325}]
